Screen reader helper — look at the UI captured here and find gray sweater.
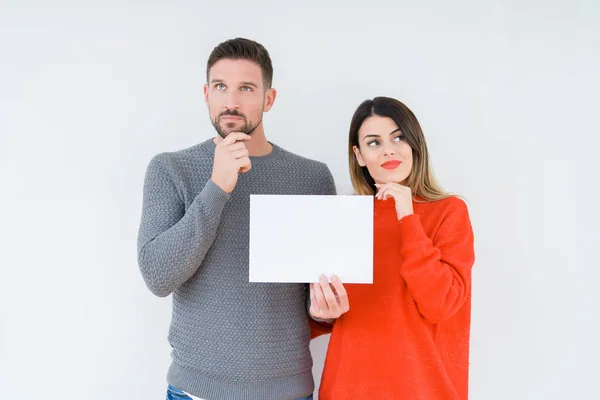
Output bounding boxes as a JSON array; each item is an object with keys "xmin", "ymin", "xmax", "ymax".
[{"xmin": 137, "ymin": 138, "xmax": 336, "ymax": 400}]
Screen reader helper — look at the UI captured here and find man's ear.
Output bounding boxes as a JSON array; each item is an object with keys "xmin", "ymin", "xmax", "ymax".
[{"xmin": 263, "ymin": 88, "xmax": 277, "ymax": 112}]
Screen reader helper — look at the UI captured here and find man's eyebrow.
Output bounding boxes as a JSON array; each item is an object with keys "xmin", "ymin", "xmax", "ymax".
[
  {"xmin": 240, "ymin": 81, "xmax": 259, "ymax": 88},
  {"xmin": 209, "ymin": 79, "xmax": 259, "ymax": 88}
]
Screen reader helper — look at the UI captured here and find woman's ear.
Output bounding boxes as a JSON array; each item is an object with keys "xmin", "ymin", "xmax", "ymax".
[{"xmin": 353, "ymin": 145, "xmax": 366, "ymax": 167}]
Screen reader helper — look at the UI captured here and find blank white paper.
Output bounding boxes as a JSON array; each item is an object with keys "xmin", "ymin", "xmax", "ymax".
[{"xmin": 249, "ymin": 195, "xmax": 373, "ymax": 283}]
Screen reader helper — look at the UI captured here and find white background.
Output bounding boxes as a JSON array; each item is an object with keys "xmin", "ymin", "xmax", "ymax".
[{"xmin": 1, "ymin": 1, "xmax": 599, "ymax": 399}]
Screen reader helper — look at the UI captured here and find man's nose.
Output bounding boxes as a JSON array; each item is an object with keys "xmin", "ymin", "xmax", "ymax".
[{"xmin": 225, "ymin": 90, "xmax": 241, "ymax": 110}]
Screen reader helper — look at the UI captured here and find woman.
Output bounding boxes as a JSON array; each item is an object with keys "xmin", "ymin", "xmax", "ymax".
[{"xmin": 309, "ymin": 96, "xmax": 475, "ymax": 399}]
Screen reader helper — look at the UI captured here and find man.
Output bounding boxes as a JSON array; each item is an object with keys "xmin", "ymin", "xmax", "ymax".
[{"xmin": 137, "ymin": 37, "xmax": 336, "ymax": 400}]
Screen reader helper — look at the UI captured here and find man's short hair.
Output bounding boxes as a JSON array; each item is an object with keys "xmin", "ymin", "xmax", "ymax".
[{"xmin": 206, "ymin": 37, "xmax": 273, "ymax": 89}]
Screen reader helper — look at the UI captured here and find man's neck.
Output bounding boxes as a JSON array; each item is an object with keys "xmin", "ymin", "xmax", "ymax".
[
  {"xmin": 239, "ymin": 123, "xmax": 273, "ymax": 156},
  {"xmin": 245, "ymin": 133, "xmax": 273, "ymax": 156}
]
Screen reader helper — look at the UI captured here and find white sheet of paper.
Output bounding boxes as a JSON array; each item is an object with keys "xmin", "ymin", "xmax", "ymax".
[{"xmin": 249, "ymin": 195, "xmax": 373, "ymax": 283}]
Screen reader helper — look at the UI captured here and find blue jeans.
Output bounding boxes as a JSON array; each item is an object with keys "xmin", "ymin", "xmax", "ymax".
[{"xmin": 167, "ymin": 385, "xmax": 313, "ymax": 400}]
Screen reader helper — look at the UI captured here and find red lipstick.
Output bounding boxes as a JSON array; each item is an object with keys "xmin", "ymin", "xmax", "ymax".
[{"xmin": 381, "ymin": 160, "xmax": 401, "ymax": 170}]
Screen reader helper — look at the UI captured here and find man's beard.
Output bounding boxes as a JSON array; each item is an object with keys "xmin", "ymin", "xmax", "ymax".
[{"xmin": 212, "ymin": 110, "xmax": 262, "ymax": 138}]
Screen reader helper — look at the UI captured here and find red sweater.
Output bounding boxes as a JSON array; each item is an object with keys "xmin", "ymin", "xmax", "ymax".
[{"xmin": 311, "ymin": 196, "xmax": 475, "ymax": 400}]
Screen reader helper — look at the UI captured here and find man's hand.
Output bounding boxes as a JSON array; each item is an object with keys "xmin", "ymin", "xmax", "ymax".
[
  {"xmin": 211, "ymin": 132, "xmax": 252, "ymax": 193},
  {"xmin": 309, "ymin": 275, "xmax": 350, "ymax": 321}
]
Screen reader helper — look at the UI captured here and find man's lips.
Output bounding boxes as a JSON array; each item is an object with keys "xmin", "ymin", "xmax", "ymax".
[
  {"xmin": 381, "ymin": 160, "xmax": 402, "ymax": 170},
  {"xmin": 220, "ymin": 116, "xmax": 243, "ymax": 120}
]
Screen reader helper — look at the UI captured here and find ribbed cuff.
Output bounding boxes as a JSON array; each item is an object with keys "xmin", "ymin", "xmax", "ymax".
[
  {"xmin": 199, "ymin": 179, "xmax": 230, "ymax": 210},
  {"xmin": 396, "ymin": 213, "xmax": 428, "ymax": 252},
  {"xmin": 309, "ymin": 314, "xmax": 335, "ymax": 324}
]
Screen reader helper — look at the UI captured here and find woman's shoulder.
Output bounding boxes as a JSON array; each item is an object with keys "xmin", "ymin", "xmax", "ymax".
[{"xmin": 416, "ymin": 195, "xmax": 470, "ymax": 218}]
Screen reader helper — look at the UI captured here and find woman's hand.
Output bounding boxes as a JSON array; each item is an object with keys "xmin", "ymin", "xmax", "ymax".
[
  {"xmin": 309, "ymin": 275, "xmax": 349, "ymax": 321},
  {"xmin": 375, "ymin": 182, "xmax": 414, "ymax": 220}
]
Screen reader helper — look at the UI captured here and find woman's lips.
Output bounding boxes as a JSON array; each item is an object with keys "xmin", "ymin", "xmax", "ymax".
[{"xmin": 381, "ymin": 160, "xmax": 401, "ymax": 170}]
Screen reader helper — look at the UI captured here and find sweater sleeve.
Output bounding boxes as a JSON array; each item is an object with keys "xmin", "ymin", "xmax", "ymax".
[
  {"xmin": 396, "ymin": 198, "xmax": 475, "ymax": 323},
  {"xmin": 309, "ymin": 318, "xmax": 334, "ymax": 339},
  {"xmin": 137, "ymin": 154, "xmax": 229, "ymax": 297},
  {"xmin": 320, "ymin": 164, "xmax": 337, "ymax": 195}
]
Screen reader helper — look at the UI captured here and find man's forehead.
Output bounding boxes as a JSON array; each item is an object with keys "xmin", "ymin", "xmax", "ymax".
[{"xmin": 209, "ymin": 59, "xmax": 262, "ymax": 84}]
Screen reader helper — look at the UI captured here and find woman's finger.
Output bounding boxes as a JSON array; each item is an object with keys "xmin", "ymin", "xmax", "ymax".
[
  {"xmin": 309, "ymin": 283, "xmax": 322, "ymax": 318},
  {"xmin": 386, "ymin": 185, "xmax": 405, "ymax": 200},
  {"xmin": 319, "ymin": 276, "xmax": 341, "ymax": 317},
  {"xmin": 330, "ymin": 276, "xmax": 350, "ymax": 313},
  {"xmin": 379, "ymin": 187, "xmax": 392, "ymax": 200},
  {"xmin": 313, "ymin": 280, "xmax": 329, "ymax": 314}
]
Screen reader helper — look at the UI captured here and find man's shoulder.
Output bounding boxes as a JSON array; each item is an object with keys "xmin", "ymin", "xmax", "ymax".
[
  {"xmin": 165, "ymin": 138, "xmax": 213, "ymax": 160},
  {"xmin": 276, "ymin": 145, "xmax": 330, "ymax": 172},
  {"xmin": 148, "ymin": 139, "xmax": 214, "ymax": 170}
]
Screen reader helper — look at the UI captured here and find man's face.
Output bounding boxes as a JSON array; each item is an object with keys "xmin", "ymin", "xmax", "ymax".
[{"xmin": 204, "ymin": 59, "xmax": 275, "ymax": 138}]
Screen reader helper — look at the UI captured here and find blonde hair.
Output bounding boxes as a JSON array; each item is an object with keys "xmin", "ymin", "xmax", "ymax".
[{"xmin": 348, "ymin": 97, "xmax": 452, "ymax": 202}]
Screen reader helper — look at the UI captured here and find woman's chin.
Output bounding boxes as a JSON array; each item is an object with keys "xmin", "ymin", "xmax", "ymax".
[{"xmin": 375, "ymin": 179, "xmax": 402, "ymax": 185}]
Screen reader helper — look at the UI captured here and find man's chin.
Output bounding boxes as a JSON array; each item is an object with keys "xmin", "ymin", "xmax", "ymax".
[
  {"xmin": 215, "ymin": 128, "xmax": 236, "ymax": 138},
  {"xmin": 219, "ymin": 128, "xmax": 255, "ymax": 138}
]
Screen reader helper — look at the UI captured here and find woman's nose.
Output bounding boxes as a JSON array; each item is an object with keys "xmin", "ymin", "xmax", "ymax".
[{"xmin": 382, "ymin": 144, "xmax": 395, "ymax": 156}]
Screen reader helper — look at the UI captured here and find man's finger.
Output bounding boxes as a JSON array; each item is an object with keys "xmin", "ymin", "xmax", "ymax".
[
  {"xmin": 237, "ymin": 157, "xmax": 251, "ymax": 173},
  {"xmin": 221, "ymin": 132, "xmax": 251, "ymax": 146},
  {"xmin": 231, "ymin": 149, "xmax": 249, "ymax": 159},
  {"xmin": 228, "ymin": 142, "xmax": 248, "ymax": 152}
]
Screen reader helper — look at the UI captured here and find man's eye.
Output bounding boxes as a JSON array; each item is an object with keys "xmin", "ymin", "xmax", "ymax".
[
  {"xmin": 216, "ymin": 83, "xmax": 226, "ymax": 90},
  {"xmin": 241, "ymin": 86, "xmax": 253, "ymax": 92}
]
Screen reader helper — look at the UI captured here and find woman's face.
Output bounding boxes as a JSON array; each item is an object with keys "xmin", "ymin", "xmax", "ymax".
[{"xmin": 353, "ymin": 115, "xmax": 413, "ymax": 185}]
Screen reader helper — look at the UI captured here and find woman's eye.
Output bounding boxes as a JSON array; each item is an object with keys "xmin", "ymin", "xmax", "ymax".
[
  {"xmin": 394, "ymin": 135, "xmax": 404, "ymax": 142},
  {"xmin": 367, "ymin": 141, "xmax": 378, "ymax": 147}
]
